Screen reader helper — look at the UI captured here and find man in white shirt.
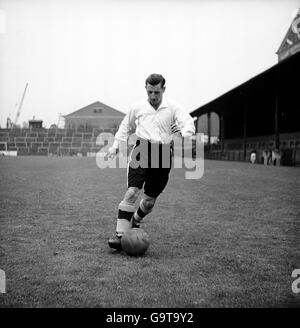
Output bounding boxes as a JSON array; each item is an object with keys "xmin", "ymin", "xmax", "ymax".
[{"xmin": 107, "ymin": 73, "xmax": 195, "ymax": 250}]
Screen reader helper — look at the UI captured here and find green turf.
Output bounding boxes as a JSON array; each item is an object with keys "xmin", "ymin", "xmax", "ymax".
[{"xmin": 0, "ymin": 156, "xmax": 299, "ymax": 307}]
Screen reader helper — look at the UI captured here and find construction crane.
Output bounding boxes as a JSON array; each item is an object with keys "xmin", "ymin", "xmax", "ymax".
[
  {"xmin": 6, "ymin": 117, "xmax": 13, "ymax": 129},
  {"xmin": 14, "ymin": 82, "xmax": 28, "ymax": 126}
]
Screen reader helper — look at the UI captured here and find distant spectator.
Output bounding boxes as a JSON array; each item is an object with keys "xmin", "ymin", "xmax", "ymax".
[
  {"xmin": 262, "ymin": 149, "xmax": 272, "ymax": 165},
  {"xmin": 250, "ymin": 150, "xmax": 257, "ymax": 164},
  {"xmin": 272, "ymin": 149, "xmax": 281, "ymax": 166}
]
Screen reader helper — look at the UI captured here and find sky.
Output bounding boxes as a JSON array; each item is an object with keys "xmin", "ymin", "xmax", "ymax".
[{"xmin": 0, "ymin": 0, "xmax": 299, "ymax": 128}]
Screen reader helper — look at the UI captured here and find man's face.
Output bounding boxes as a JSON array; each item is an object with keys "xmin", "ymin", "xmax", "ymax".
[{"xmin": 146, "ymin": 83, "xmax": 165, "ymax": 108}]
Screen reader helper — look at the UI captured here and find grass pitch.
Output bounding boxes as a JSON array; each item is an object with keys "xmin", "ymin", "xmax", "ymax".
[{"xmin": 0, "ymin": 156, "xmax": 299, "ymax": 307}]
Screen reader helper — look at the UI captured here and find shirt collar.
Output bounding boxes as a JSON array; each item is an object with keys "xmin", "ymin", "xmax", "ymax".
[
  {"xmin": 146, "ymin": 98, "xmax": 168, "ymax": 111},
  {"xmin": 158, "ymin": 98, "xmax": 168, "ymax": 110}
]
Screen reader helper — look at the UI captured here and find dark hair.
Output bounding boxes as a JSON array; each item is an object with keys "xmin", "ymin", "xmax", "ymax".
[{"xmin": 145, "ymin": 74, "xmax": 166, "ymax": 88}]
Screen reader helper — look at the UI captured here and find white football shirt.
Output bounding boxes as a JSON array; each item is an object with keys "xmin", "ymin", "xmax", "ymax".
[{"xmin": 112, "ymin": 97, "xmax": 195, "ymax": 148}]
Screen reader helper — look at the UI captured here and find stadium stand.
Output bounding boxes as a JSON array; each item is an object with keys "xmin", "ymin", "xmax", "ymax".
[{"xmin": 0, "ymin": 127, "xmax": 118, "ymax": 156}]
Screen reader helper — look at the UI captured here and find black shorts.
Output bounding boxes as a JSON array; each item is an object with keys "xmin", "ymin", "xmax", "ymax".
[{"xmin": 127, "ymin": 138, "xmax": 173, "ymax": 198}]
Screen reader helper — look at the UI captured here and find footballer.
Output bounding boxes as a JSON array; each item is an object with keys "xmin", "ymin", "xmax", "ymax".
[{"xmin": 106, "ymin": 73, "xmax": 195, "ymax": 250}]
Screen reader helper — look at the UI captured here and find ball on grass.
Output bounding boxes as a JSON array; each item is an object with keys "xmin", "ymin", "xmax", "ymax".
[{"xmin": 121, "ymin": 228, "xmax": 150, "ymax": 256}]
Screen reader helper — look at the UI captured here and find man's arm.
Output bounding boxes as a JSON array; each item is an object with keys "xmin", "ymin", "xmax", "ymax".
[
  {"xmin": 106, "ymin": 108, "xmax": 136, "ymax": 158},
  {"xmin": 173, "ymin": 104, "xmax": 195, "ymax": 138}
]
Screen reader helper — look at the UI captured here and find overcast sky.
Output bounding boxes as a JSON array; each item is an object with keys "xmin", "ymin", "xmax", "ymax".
[{"xmin": 0, "ymin": 0, "xmax": 299, "ymax": 128}]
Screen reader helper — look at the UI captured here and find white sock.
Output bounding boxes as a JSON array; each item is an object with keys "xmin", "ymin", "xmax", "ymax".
[{"xmin": 116, "ymin": 219, "xmax": 132, "ymax": 237}]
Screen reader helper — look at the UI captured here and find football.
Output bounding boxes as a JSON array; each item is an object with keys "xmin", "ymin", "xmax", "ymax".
[{"xmin": 121, "ymin": 228, "xmax": 150, "ymax": 256}]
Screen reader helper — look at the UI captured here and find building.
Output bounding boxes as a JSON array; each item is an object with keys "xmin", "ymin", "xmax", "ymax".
[
  {"xmin": 64, "ymin": 101, "xmax": 125, "ymax": 130},
  {"xmin": 29, "ymin": 119, "xmax": 43, "ymax": 129},
  {"xmin": 276, "ymin": 9, "xmax": 300, "ymax": 62},
  {"xmin": 191, "ymin": 11, "xmax": 300, "ymax": 166}
]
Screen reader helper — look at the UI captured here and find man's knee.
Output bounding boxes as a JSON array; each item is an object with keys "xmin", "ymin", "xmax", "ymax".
[{"xmin": 123, "ymin": 187, "xmax": 140, "ymax": 204}]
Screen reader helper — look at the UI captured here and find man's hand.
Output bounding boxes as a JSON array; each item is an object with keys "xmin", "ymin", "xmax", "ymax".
[
  {"xmin": 105, "ymin": 146, "xmax": 118, "ymax": 160},
  {"xmin": 171, "ymin": 123, "xmax": 182, "ymax": 137}
]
